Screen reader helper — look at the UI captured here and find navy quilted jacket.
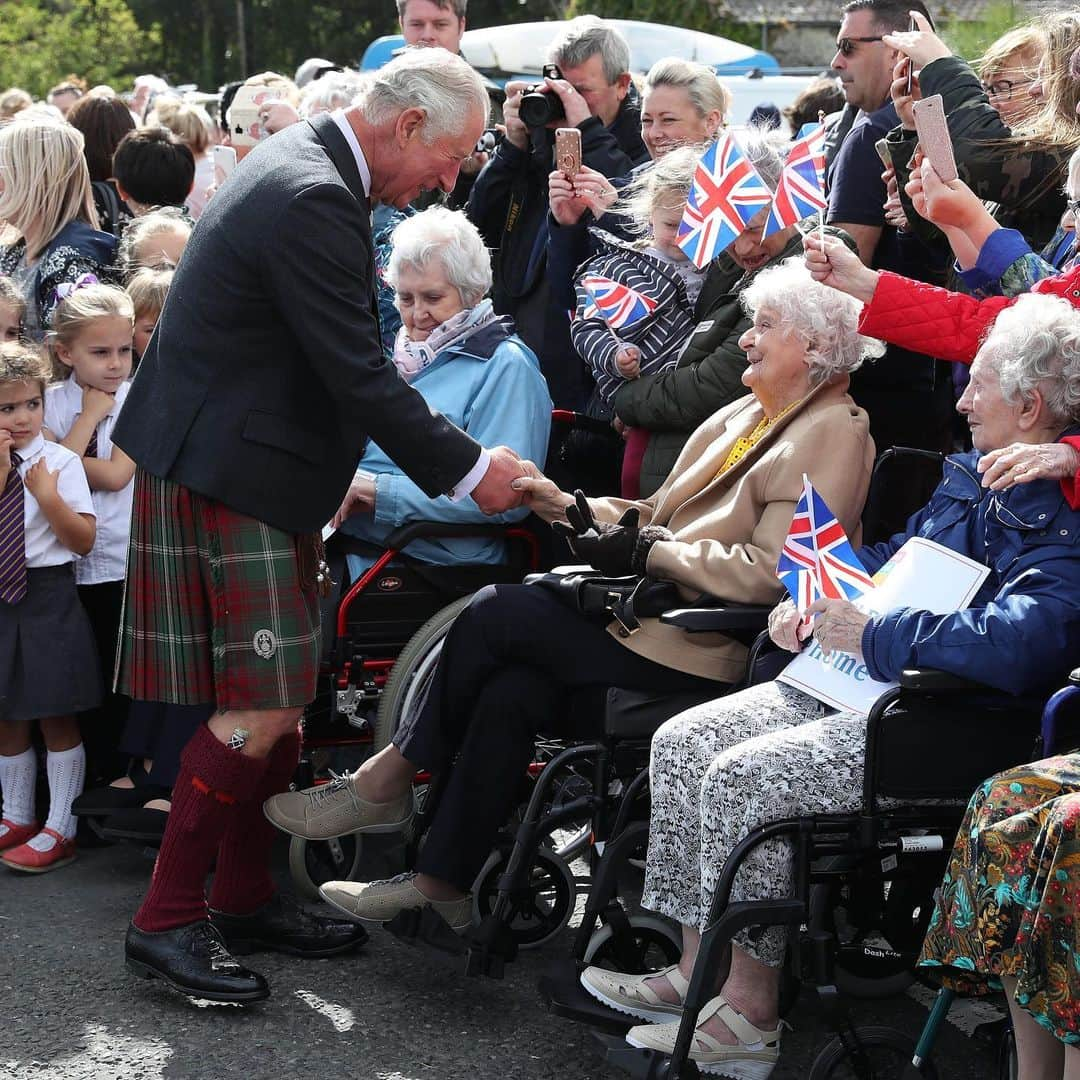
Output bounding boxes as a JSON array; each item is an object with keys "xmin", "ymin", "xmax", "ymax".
[{"xmin": 858, "ymin": 445, "xmax": 1080, "ymax": 694}]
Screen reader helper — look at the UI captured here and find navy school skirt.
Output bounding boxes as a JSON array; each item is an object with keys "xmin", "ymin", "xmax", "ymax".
[{"xmin": 0, "ymin": 564, "xmax": 103, "ymax": 723}]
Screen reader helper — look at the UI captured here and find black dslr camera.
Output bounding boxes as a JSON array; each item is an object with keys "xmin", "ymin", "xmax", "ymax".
[{"xmin": 519, "ymin": 63, "xmax": 566, "ymax": 128}]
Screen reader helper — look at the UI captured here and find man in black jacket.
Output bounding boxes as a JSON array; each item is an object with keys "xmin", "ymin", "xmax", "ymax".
[
  {"xmin": 116, "ymin": 48, "xmax": 526, "ymax": 1003},
  {"xmin": 467, "ymin": 15, "xmax": 649, "ymax": 410}
]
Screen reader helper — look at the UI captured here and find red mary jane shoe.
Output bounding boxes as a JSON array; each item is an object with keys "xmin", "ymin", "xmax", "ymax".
[
  {"xmin": 1, "ymin": 827, "xmax": 77, "ymax": 873},
  {"xmin": 0, "ymin": 818, "xmax": 40, "ymax": 852}
]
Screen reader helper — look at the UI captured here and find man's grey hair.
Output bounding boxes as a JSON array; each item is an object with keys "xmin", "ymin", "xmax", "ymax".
[
  {"xmin": 738, "ymin": 124, "xmax": 791, "ymax": 192},
  {"xmin": 983, "ymin": 293, "xmax": 1080, "ymax": 427},
  {"xmin": 548, "ymin": 16, "xmax": 630, "ymax": 85},
  {"xmin": 359, "ymin": 48, "xmax": 488, "ymax": 142},
  {"xmin": 396, "ymin": 0, "xmax": 467, "ymax": 19},
  {"xmin": 386, "ymin": 205, "xmax": 492, "ymax": 309},
  {"xmin": 740, "ymin": 257, "xmax": 886, "ymax": 385}
]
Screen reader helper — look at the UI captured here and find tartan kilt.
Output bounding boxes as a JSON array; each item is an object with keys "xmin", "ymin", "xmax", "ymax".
[{"xmin": 116, "ymin": 470, "xmax": 321, "ymax": 711}]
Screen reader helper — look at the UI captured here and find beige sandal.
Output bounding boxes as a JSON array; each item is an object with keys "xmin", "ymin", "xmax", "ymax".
[{"xmin": 580, "ymin": 962, "xmax": 689, "ymax": 1024}]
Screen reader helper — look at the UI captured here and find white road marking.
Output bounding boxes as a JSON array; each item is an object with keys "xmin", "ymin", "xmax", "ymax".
[{"xmin": 294, "ymin": 988, "xmax": 357, "ymax": 1032}]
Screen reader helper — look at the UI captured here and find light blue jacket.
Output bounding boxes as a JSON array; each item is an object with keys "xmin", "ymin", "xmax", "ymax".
[{"xmin": 343, "ymin": 317, "xmax": 551, "ymax": 575}]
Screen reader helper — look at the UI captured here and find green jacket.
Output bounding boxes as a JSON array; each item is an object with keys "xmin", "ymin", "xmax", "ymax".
[{"xmin": 611, "ymin": 227, "xmax": 851, "ymax": 496}]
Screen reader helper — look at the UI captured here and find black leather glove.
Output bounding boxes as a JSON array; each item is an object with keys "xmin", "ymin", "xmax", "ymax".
[{"xmin": 553, "ymin": 490, "xmax": 672, "ymax": 576}]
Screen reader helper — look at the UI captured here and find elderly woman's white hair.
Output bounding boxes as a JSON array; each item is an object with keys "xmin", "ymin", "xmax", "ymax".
[
  {"xmin": 741, "ymin": 257, "xmax": 885, "ymax": 384},
  {"xmin": 982, "ymin": 293, "xmax": 1080, "ymax": 426},
  {"xmin": 300, "ymin": 70, "xmax": 366, "ymax": 118},
  {"xmin": 360, "ymin": 48, "xmax": 489, "ymax": 144},
  {"xmin": 386, "ymin": 206, "xmax": 492, "ymax": 309}
]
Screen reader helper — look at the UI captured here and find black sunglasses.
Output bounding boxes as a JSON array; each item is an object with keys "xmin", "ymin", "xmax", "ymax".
[{"xmin": 836, "ymin": 35, "xmax": 885, "ymax": 56}]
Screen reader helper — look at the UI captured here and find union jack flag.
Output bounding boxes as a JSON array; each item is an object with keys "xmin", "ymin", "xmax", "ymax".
[
  {"xmin": 776, "ymin": 475, "xmax": 875, "ymax": 621},
  {"xmin": 762, "ymin": 122, "xmax": 828, "ymax": 239},
  {"xmin": 580, "ymin": 275, "xmax": 659, "ymax": 330},
  {"xmin": 677, "ymin": 132, "xmax": 773, "ymax": 269}
]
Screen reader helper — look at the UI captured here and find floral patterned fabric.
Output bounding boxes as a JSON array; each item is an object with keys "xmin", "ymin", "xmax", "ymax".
[{"xmin": 920, "ymin": 755, "xmax": 1080, "ymax": 1045}]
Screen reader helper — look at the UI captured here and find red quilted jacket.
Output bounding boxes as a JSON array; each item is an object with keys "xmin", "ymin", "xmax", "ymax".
[{"xmin": 858, "ymin": 267, "xmax": 1080, "ymax": 507}]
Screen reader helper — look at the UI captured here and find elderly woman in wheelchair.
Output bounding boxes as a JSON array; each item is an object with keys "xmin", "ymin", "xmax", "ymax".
[
  {"xmin": 577, "ymin": 292, "xmax": 1080, "ymax": 1078},
  {"xmin": 330, "ymin": 204, "xmax": 551, "ymax": 575},
  {"xmin": 263, "ymin": 259, "xmax": 876, "ymax": 930}
]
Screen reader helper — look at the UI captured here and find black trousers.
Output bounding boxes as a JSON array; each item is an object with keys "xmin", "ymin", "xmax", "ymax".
[
  {"xmin": 77, "ymin": 581, "xmax": 128, "ymax": 783},
  {"xmin": 394, "ymin": 583, "xmax": 720, "ymax": 891}
]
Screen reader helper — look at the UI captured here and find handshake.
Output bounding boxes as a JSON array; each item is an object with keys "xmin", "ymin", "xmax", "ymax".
[{"xmin": 471, "ymin": 445, "xmax": 546, "ymax": 515}]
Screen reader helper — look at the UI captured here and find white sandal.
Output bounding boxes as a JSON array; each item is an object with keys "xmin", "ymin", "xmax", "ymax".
[
  {"xmin": 580, "ymin": 962, "xmax": 689, "ymax": 1024},
  {"xmin": 625, "ymin": 992, "xmax": 784, "ymax": 1079}
]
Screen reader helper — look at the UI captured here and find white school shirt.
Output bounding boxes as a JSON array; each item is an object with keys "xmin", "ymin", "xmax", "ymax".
[
  {"xmin": 14, "ymin": 433, "xmax": 95, "ymax": 568},
  {"xmin": 44, "ymin": 377, "xmax": 133, "ymax": 583}
]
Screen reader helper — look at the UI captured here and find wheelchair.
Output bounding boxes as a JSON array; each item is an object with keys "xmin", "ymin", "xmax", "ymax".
[{"xmin": 538, "ymin": 631, "xmax": 1080, "ymax": 1080}]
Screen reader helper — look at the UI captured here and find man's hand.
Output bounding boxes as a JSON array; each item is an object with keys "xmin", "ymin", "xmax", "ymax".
[
  {"xmin": 803, "ymin": 232, "xmax": 881, "ymax": 302},
  {"xmin": 615, "ymin": 345, "xmax": 642, "ymax": 379},
  {"xmin": 543, "ymin": 77, "xmax": 592, "ymax": 129},
  {"xmin": 807, "ymin": 597, "xmax": 870, "ymax": 659},
  {"xmin": 330, "ymin": 474, "xmax": 376, "ymax": 528},
  {"xmin": 978, "ymin": 441, "xmax": 1080, "ymax": 491},
  {"xmin": 472, "ymin": 445, "xmax": 526, "ymax": 514},
  {"xmin": 768, "ymin": 598, "xmax": 813, "ymax": 653},
  {"xmin": 502, "ymin": 81, "xmax": 530, "ymax": 151},
  {"xmin": 24, "ymin": 458, "xmax": 59, "ymax": 507}
]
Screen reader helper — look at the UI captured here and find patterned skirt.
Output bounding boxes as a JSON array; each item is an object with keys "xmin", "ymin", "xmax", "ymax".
[
  {"xmin": 115, "ymin": 470, "xmax": 321, "ymax": 711},
  {"xmin": 920, "ymin": 755, "xmax": 1080, "ymax": 1045}
]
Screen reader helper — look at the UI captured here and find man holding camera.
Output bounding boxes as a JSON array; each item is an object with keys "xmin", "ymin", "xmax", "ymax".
[{"xmin": 467, "ymin": 15, "xmax": 648, "ymax": 411}]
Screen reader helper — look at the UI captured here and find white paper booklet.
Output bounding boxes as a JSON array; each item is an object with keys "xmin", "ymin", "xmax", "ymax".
[{"xmin": 776, "ymin": 536, "xmax": 990, "ymax": 715}]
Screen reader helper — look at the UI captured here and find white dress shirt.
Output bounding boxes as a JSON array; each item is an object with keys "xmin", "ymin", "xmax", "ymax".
[
  {"xmin": 329, "ymin": 109, "xmax": 490, "ymax": 502},
  {"xmin": 45, "ymin": 377, "xmax": 133, "ymax": 583},
  {"xmin": 14, "ymin": 433, "xmax": 95, "ymax": 568}
]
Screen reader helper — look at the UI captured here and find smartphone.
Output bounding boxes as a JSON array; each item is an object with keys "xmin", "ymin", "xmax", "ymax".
[
  {"xmin": 905, "ymin": 14, "xmax": 917, "ymax": 95},
  {"xmin": 226, "ymin": 85, "xmax": 280, "ymax": 148},
  {"xmin": 874, "ymin": 137, "xmax": 892, "ymax": 170},
  {"xmin": 555, "ymin": 127, "xmax": 582, "ymax": 180},
  {"xmin": 912, "ymin": 95, "xmax": 958, "ymax": 182},
  {"xmin": 212, "ymin": 145, "xmax": 237, "ymax": 186}
]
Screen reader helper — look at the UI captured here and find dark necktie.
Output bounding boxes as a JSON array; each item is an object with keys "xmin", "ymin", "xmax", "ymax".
[
  {"xmin": 85, "ymin": 429, "xmax": 98, "ymax": 458},
  {"xmin": 0, "ymin": 450, "xmax": 27, "ymax": 604}
]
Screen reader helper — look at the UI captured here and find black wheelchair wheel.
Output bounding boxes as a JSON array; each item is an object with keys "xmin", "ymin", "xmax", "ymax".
[
  {"xmin": 809, "ymin": 1026, "xmax": 938, "ymax": 1079},
  {"xmin": 373, "ymin": 595, "xmax": 472, "ymax": 753},
  {"xmin": 288, "ymin": 833, "xmax": 364, "ymax": 902},
  {"xmin": 583, "ymin": 915, "xmax": 681, "ymax": 973},
  {"xmin": 473, "ymin": 842, "xmax": 576, "ymax": 950},
  {"xmin": 997, "ymin": 1025, "xmax": 1017, "ymax": 1080}
]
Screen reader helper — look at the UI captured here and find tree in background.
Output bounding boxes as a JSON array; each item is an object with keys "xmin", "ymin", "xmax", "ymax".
[{"xmin": 0, "ymin": 0, "xmax": 159, "ymax": 98}]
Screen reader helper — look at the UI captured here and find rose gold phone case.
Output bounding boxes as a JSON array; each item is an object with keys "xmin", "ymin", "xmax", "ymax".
[
  {"xmin": 912, "ymin": 95, "xmax": 959, "ymax": 183},
  {"xmin": 555, "ymin": 127, "xmax": 582, "ymax": 178}
]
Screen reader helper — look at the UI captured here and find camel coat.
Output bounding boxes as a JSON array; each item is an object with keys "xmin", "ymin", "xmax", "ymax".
[{"xmin": 589, "ymin": 378, "xmax": 874, "ymax": 682}]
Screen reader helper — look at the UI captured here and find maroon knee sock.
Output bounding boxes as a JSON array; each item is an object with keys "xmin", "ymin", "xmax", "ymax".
[
  {"xmin": 208, "ymin": 730, "xmax": 301, "ymax": 916},
  {"xmin": 133, "ymin": 724, "xmax": 269, "ymax": 933}
]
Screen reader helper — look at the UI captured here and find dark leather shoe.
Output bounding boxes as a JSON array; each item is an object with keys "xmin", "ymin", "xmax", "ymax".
[
  {"xmin": 125, "ymin": 920, "xmax": 270, "ymax": 1003},
  {"xmin": 102, "ymin": 807, "xmax": 169, "ymax": 845},
  {"xmin": 210, "ymin": 892, "xmax": 368, "ymax": 958},
  {"xmin": 73, "ymin": 783, "xmax": 169, "ymax": 817}
]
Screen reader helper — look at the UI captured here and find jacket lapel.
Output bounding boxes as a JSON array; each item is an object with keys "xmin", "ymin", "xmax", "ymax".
[{"xmin": 308, "ymin": 112, "xmax": 369, "ymax": 209}]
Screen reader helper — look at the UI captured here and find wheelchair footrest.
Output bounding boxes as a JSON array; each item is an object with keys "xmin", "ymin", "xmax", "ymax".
[
  {"xmin": 538, "ymin": 960, "xmax": 634, "ymax": 1036},
  {"xmin": 462, "ymin": 913, "xmax": 519, "ymax": 979},
  {"xmin": 598, "ymin": 1032, "xmax": 701, "ymax": 1079},
  {"xmin": 384, "ymin": 905, "xmax": 467, "ymax": 959}
]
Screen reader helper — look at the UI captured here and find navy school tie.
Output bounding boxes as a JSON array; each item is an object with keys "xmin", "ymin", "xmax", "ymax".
[{"xmin": 0, "ymin": 449, "xmax": 27, "ymax": 604}]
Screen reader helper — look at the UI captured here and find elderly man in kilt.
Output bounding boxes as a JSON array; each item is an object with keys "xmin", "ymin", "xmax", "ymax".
[{"xmin": 113, "ymin": 49, "xmax": 526, "ymax": 1003}]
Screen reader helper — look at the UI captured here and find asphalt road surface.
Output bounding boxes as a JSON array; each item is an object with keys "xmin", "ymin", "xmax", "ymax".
[{"xmin": 1, "ymin": 839, "xmax": 1003, "ymax": 1079}]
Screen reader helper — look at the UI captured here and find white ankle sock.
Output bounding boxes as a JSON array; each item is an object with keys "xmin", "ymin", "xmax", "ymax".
[
  {"xmin": 43, "ymin": 743, "xmax": 85, "ymax": 841},
  {"xmin": 0, "ymin": 747, "xmax": 37, "ymax": 827}
]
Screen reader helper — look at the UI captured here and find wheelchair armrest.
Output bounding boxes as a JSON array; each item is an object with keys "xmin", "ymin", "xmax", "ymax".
[
  {"xmin": 383, "ymin": 520, "xmax": 514, "ymax": 549},
  {"xmin": 1070, "ymin": 667, "xmax": 1080, "ymax": 687},
  {"xmin": 898, "ymin": 668, "xmax": 987, "ymax": 693},
  {"xmin": 660, "ymin": 603, "xmax": 773, "ymax": 633}
]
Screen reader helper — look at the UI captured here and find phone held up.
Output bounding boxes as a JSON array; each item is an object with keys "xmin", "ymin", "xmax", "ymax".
[
  {"xmin": 912, "ymin": 94, "xmax": 959, "ymax": 183},
  {"xmin": 905, "ymin": 14, "xmax": 917, "ymax": 95},
  {"xmin": 212, "ymin": 145, "xmax": 237, "ymax": 187},
  {"xmin": 555, "ymin": 127, "xmax": 583, "ymax": 181}
]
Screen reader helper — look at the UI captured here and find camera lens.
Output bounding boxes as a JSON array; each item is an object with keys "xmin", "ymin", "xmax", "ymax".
[{"xmin": 519, "ymin": 89, "xmax": 565, "ymax": 128}]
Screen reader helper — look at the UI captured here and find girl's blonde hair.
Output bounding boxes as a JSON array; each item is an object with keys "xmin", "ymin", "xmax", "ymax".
[
  {"xmin": 976, "ymin": 24, "xmax": 1045, "ymax": 80},
  {"xmin": 0, "ymin": 340, "xmax": 51, "ymax": 398},
  {"xmin": 0, "ymin": 276, "xmax": 27, "ymax": 325},
  {"xmin": 126, "ymin": 266, "xmax": 173, "ymax": 319},
  {"xmin": 621, "ymin": 144, "xmax": 701, "ymax": 234},
  {"xmin": 0, "ymin": 119, "xmax": 98, "ymax": 260},
  {"xmin": 116, "ymin": 206, "xmax": 191, "ymax": 276},
  {"xmin": 50, "ymin": 282, "xmax": 133, "ymax": 377},
  {"xmin": 154, "ymin": 98, "xmax": 213, "ymax": 155}
]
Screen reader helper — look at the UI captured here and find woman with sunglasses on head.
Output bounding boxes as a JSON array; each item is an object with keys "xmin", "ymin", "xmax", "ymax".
[{"xmin": 885, "ymin": 10, "xmax": 1080, "ymax": 256}]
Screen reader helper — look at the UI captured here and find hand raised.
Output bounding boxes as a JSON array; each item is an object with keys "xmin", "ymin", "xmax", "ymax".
[
  {"xmin": 803, "ymin": 232, "xmax": 880, "ymax": 301},
  {"xmin": 24, "ymin": 458, "xmax": 59, "ymax": 506},
  {"xmin": 81, "ymin": 386, "xmax": 116, "ymax": 424}
]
